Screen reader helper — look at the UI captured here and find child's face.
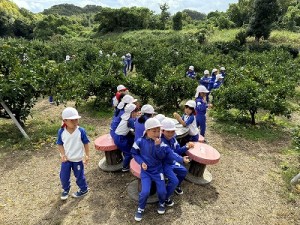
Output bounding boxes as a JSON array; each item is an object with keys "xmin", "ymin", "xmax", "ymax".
[
  {"xmin": 64, "ymin": 119, "xmax": 79, "ymax": 129},
  {"xmin": 184, "ymin": 106, "xmax": 193, "ymax": 115},
  {"xmin": 146, "ymin": 127, "xmax": 161, "ymax": 140},
  {"xmin": 162, "ymin": 130, "xmax": 175, "ymax": 140},
  {"xmin": 200, "ymin": 92, "xmax": 206, "ymax": 98}
]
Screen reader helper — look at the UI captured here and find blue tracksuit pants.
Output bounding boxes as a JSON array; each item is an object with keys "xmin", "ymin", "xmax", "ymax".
[
  {"xmin": 60, "ymin": 161, "xmax": 88, "ymax": 192},
  {"xmin": 139, "ymin": 170, "xmax": 166, "ymax": 209},
  {"xmin": 164, "ymin": 163, "xmax": 187, "ymax": 199},
  {"xmin": 113, "ymin": 134, "xmax": 133, "ymax": 168},
  {"xmin": 196, "ymin": 114, "xmax": 206, "ymax": 137}
]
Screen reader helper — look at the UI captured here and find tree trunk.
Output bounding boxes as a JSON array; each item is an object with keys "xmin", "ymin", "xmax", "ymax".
[{"xmin": 249, "ymin": 110, "xmax": 256, "ymax": 125}]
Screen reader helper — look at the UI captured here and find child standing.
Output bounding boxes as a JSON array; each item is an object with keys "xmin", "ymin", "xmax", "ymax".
[
  {"xmin": 195, "ymin": 85, "xmax": 209, "ymax": 140},
  {"xmin": 113, "ymin": 103, "xmax": 139, "ymax": 172},
  {"xmin": 173, "ymin": 100, "xmax": 199, "ymax": 143},
  {"xmin": 186, "ymin": 65, "xmax": 196, "ymax": 79},
  {"xmin": 56, "ymin": 107, "xmax": 90, "ymax": 200},
  {"xmin": 131, "ymin": 118, "xmax": 167, "ymax": 222},
  {"xmin": 161, "ymin": 118, "xmax": 193, "ymax": 205}
]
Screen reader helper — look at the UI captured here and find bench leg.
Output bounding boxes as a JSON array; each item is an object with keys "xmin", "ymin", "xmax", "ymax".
[
  {"xmin": 185, "ymin": 161, "xmax": 213, "ymax": 185},
  {"xmin": 105, "ymin": 150, "xmax": 123, "ymax": 165},
  {"xmin": 98, "ymin": 149, "xmax": 123, "ymax": 172}
]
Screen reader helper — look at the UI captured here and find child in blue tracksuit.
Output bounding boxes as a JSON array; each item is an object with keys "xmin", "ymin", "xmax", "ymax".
[
  {"xmin": 220, "ymin": 66, "xmax": 226, "ymax": 79},
  {"xmin": 173, "ymin": 100, "xmax": 199, "ymax": 144},
  {"xmin": 195, "ymin": 85, "xmax": 209, "ymax": 139},
  {"xmin": 132, "ymin": 118, "xmax": 177, "ymax": 222},
  {"xmin": 121, "ymin": 55, "xmax": 128, "ymax": 76},
  {"xmin": 126, "ymin": 53, "xmax": 132, "ymax": 71},
  {"xmin": 213, "ymin": 74, "xmax": 224, "ymax": 89},
  {"xmin": 199, "ymin": 70, "xmax": 211, "ymax": 103},
  {"xmin": 113, "ymin": 103, "xmax": 138, "ymax": 172},
  {"xmin": 134, "ymin": 104, "xmax": 156, "ymax": 142},
  {"xmin": 161, "ymin": 118, "xmax": 193, "ymax": 205},
  {"xmin": 186, "ymin": 65, "xmax": 196, "ymax": 79},
  {"xmin": 56, "ymin": 107, "xmax": 90, "ymax": 200},
  {"xmin": 110, "ymin": 94, "xmax": 137, "ymax": 138}
]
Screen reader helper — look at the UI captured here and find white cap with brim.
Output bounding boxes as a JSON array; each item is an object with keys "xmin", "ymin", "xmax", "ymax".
[
  {"xmin": 62, "ymin": 107, "xmax": 81, "ymax": 120},
  {"xmin": 117, "ymin": 95, "xmax": 137, "ymax": 109},
  {"xmin": 212, "ymin": 68, "xmax": 218, "ymax": 73},
  {"xmin": 204, "ymin": 70, "xmax": 209, "ymax": 75},
  {"xmin": 117, "ymin": 84, "xmax": 127, "ymax": 91},
  {"xmin": 189, "ymin": 65, "xmax": 194, "ymax": 71},
  {"xmin": 216, "ymin": 74, "xmax": 224, "ymax": 80},
  {"xmin": 161, "ymin": 118, "xmax": 176, "ymax": 131},
  {"xmin": 141, "ymin": 104, "xmax": 156, "ymax": 114},
  {"xmin": 121, "ymin": 103, "xmax": 137, "ymax": 120},
  {"xmin": 145, "ymin": 118, "xmax": 161, "ymax": 130},
  {"xmin": 220, "ymin": 67, "xmax": 226, "ymax": 71},
  {"xmin": 195, "ymin": 85, "xmax": 209, "ymax": 97},
  {"xmin": 185, "ymin": 100, "xmax": 196, "ymax": 108},
  {"xmin": 154, "ymin": 114, "xmax": 166, "ymax": 123}
]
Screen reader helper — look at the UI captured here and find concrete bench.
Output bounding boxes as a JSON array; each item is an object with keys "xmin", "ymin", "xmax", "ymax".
[
  {"xmin": 185, "ymin": 142, "xmax": 220, "ymax": 185},
  {"xmin": 127, "ymin": 158, "xmax": 158, "ymax": 203},
  {"xmin": 94, "ymin": 134, "xmax": 123, "ymax": 172}
]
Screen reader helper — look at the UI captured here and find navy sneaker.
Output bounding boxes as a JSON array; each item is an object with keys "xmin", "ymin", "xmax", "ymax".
[
  {"xmin": 174, "ymin": 186, "xmax": 183, "ymax": 195},
  {"xmin": 72, "ymin": 189, "xmax": 88, "ymax": 198},
  {"xmin": 157, "ymin": 203, "xmax": 165, "ymax": 214},
  {"xmin": 61, "ymin": 190, "xmax": 69, "ymax": 200},
  {"xmin": 134, "ymin": 208, "xmax": 144, "ymax": 222},
  {"xmin": 122, "ymin": 167, "xmax": 130, "ymax": 172},
  {"xmin": 165, "ymin": 198, "xmax": 174, "ymax": 207}
]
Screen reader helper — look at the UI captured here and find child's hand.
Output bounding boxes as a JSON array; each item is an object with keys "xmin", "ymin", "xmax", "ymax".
[
  {"xmin": 186, "ymin": 142, "xmax": 195, "ymax": 149},
  {"xmin": 183, "ymin": 156, "xmax": 191, "ymax": 164},
  {"xmin": 61, "ymin": 154, "xmax": 68, "ymax": 162},
  {"xmin": 173, "ymin": 112, "xmax": 180, "ymax": 120},
  {"xmin": 141, "ymin": 162, "xmax": 147, "ymax": 170},
  {"xmin": 154, "ymin": 138, "xmax": 161, "ymax": 145},
  {"xmin": 83, "ymin": 155, "xmax": 89, "ymax": 165}
]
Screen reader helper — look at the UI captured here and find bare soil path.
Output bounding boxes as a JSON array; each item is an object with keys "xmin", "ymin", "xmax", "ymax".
[{"xmin": 0, "ymin": 99, "xmax": 299, "ymax": 225}]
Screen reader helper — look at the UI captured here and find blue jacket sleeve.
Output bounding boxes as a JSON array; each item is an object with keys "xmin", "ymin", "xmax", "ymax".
[
  {"xmin": 173, "ymin": 140, "xmax": 187, "ymax": 155},
  {"xmin": 161, "ymin": 142, "xmax": 183, "ymax": 164},
  {"xmin": 131, "ymin": 140, "xmax": 144, "ymax": 165}
]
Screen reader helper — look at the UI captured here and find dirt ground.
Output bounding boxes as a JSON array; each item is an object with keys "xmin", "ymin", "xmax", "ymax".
[{"xmin": 0, "ymin": 99, "xmax": 300, "ymax": 225}]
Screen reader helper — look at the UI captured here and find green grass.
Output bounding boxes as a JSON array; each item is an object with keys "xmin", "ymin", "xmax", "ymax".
[
  {"xmin": 269, "ymin": 30, "xmax": 300, "ymax": 48},
  {"xmin": 210, "ymin": 109, "xmax": 290, "ymax": 142},
  {"xmin": 207, "ymin": 28, "xmax": 240, "ymax": 43}
]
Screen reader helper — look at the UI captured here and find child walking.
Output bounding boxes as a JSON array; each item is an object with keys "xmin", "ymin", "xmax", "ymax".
[
  {"xmin": 131, "ymin": 118, "xmax": 168, "ymax": 222},
  {"xmin": 173, "ymin": 100, "xmax": 199, "ymax": 144},
  {"xmin": 56, "ymin": 107, "xmax": 90, "ymax": 200}
]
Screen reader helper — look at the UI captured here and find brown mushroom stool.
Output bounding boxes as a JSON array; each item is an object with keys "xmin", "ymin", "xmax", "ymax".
[
  {"xmin": 127, "ymin": 158, "xmax": 158, "ymax": 204},
  {"xmin": 94, "ymin": 134, "xmax": 123, "ymax": 172},
  {"xmin": 186, "ymin": 142, "xmax": 220, "ymax": 185}
]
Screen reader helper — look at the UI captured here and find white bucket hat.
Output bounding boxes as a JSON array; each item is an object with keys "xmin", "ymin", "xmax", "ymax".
[
  {"xmin": 204, "ymin": 70, "xmax": 209, "ymax": 75},
  {"xmin": 154, "ymin": 114, "xmax": 166, "ymax": 123},
  {"xmin": 195, "ymin": 85, "xmax": 209, "ymax": 97},
  {"xmin": 62, "ymin": 107, "xmax": 81, "ymax": 120},
  {"xmin": 185, "ymin": 100, "xmax": 196, "ymax": 109},
  {"xmin": 220, "ymin": 67, "xmax": 226, "ymax": 71},
  {"xmin": 144, "ymin": 118, "xmax": 162, "ymax": 130},
  {"xmin": 121, "ymin": 103, "xmax": 137, "ymax": 120},
  {"xmin": 161, "ymin": 118, "xmax": 176, "ymax": 131},
  {"xmin": 141, "ymin": 104, "xmax": 156, "ymax": 114},
  {"xmin": 212, "ymin": 68, "xmax": 218, "ymax": 73}
]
